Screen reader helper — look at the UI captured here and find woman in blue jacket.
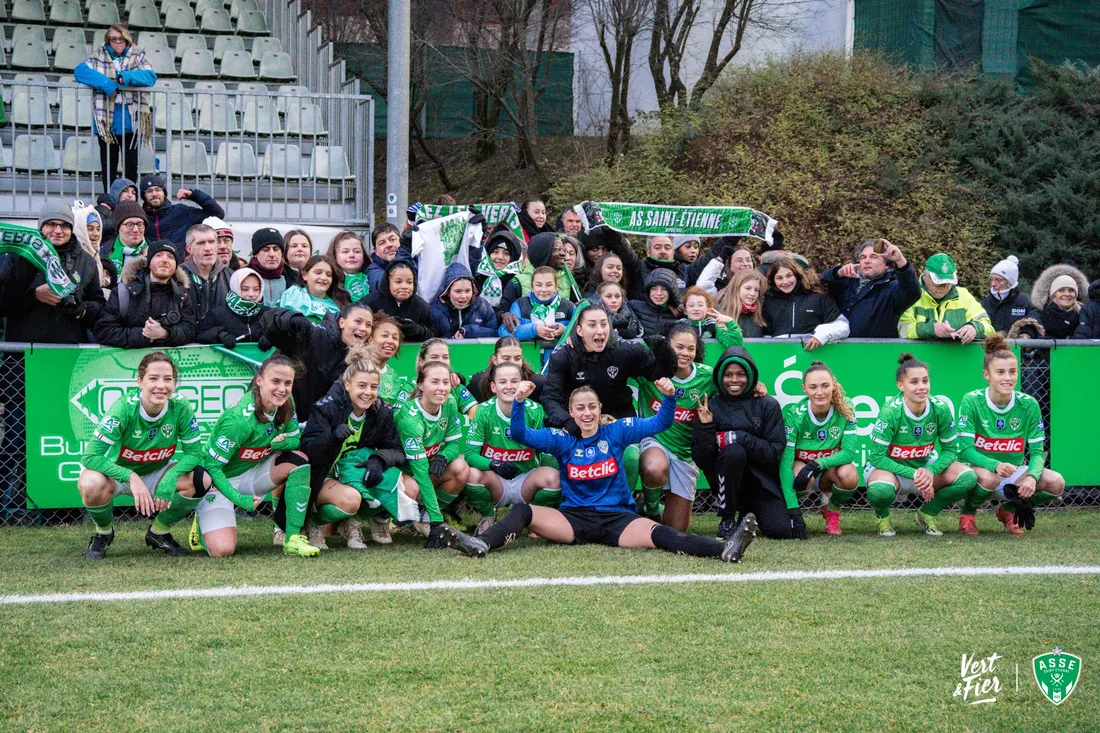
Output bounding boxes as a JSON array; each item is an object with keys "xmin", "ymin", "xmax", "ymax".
[{"xmin": 74, "ymin": 25, "xmax": 157, "ymax": 192}]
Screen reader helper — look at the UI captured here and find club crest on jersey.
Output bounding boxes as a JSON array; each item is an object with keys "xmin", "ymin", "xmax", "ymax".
[
  {"xmin": 913, "ymin": 426, "xmax": 923, "ymax": 438},
  {"xmin": 161, "ymin": 424, "xmax": 174, "ymax": 439},
  {"xmin": 927, "ymin": 422, "xmax": 937, "ymax": 433},
  {"xmin": 829, "ymin": 426, "xmax": 841, "ymax": 439},
  {"xmin": 215, "ymin": 436, "xmax": 235, "ymax": 452},
  {"xmin": 996, "ymin": 418, "xmax": 1006, "ymax": 431},
  {"xmin": 1009, "ymin": 417, "xmax": 1021, "ymax": 431},
  {"xmin": 817, "ymin": 429, "xmax": 827, "ymax": 441},
  {"xmin": 598, "ymin": 440, "xmax": 608, "ymax": 453},
  {"xmin": 607, "ymin": 366, "xmax": 619, "ymax": 379},
  {"xmin": 675, "ymin": 388, "xmax": 686, "ymax": 399}
]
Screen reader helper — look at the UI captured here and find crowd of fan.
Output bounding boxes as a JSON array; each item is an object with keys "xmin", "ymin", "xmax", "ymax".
[{"xmin": 2, "ymin": 194, "xmax": 1098, "ymax": 349}]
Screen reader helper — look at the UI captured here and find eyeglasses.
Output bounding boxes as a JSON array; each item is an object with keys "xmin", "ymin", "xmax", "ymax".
[
  {"xmin": 106, "ymin": 36, "xmax": 125, "ymax": 43},
  {"xmin": 120, "ymin": 221, "xmax": 146, "ymax": 229},
  {"xmin": 42, "ymin": 222, "xmax": 72, "ymax": 231}
]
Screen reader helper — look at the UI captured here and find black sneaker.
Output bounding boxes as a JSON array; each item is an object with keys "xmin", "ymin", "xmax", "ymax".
[
  {"xmin": 85, "ymin": 530, "xmax": 115, "ymax": 560},
  {"xmin": 145, "ymin": 527, "xmax": 190, "ymax": 556},
  {"xmin": 438, "ymin": 524, "xmax": 489, "ymax": 558},
  {"xmin": 721, "ymin": 513, "xmax": 758, "ymax": 563},
  {"xmin": 716, "ymin": 518, "xmax": 737, "ymax": 541}
]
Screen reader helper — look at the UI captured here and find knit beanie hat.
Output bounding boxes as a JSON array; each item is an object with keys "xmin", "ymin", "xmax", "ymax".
[
  {"xmin": 251, "ymin": 227, "xmax": 284, "ymax": 256},
  {"xmin": 146, "ymin": 240, "xmax": 178, "ymax": 264},
  {"xmin": 204, "ymin": 216, "xmax": 234, "ymax": 240},
  {"xmin": 114, "ymin": 200, "xmax": 148, "ymax": 227},
  {"xmin": 38, "ymin": 198, "xmax": 75, "ymax": 229},
  {"xmin": 140, "ymin": 174, "xmax": 167, "ymax": 198},
  {"xmin": 990, "ymin": 255, "xmax": 1019, "ymax": 289},
  {"xmin": 1049, "ymin": 274, "xmax": 1078, "ymax": 299},
  {"xmin": 674, "ymin": 234, "xmax": 701, "ymax": 252}
]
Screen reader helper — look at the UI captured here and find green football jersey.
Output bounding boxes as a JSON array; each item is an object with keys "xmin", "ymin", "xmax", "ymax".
[
  {"xmin": 637, "ymin": 363, "xmax": 715, "ymax": 461},
  {"xmin": 206, "ymin": 392, "xmax": 301, "ymax": 479},
  {"xmin": 378, "ymin": 365, "xmax": 414, "ymax": 408},
  {"xmin": 394, "ymin": 395, "xmax": 463, "ymax": 462},
  {"xmin": 86, "ymin": 393, "xmax": 202, "ymax": 477},
  {"xmin": 869, "ymin": 395, "xmax": 958, "ymax": 477},
  {"xmin": 782, "ymin": 399, "xmax": 858, "ymax": 464},
  {"xmin": 467, "ymin": 397, "xmax": 545, "ymax": 474},
  {"xmin": 452, "ymin": 382, "xmax": 477, "ymax": 414},
  {"xmin": 957, "ymin": 388, "xmax": 1045, "ymax": 476}
]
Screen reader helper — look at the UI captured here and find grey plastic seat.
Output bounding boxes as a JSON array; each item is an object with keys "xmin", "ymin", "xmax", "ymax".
[
  {"xmin": 190, "ymin": 80, "xmax": 226, "ymax": 108},
  {"xmin": 53, "ymin": 43, "xmax": 89, "ymax": 72},
  {"xmin": 262, "ymin": 142, "xmax": 303, "ymax": 179},
  {"xmin": 234, "ymin": 81, "xmax": 268, "ymax": 104},
  {"xmin": 153, "ymin": 93, "xmax": 195, "ymax": 131},
  {"xmin": 258, "ymin": 51, "xmax": 294, "ymax": 82},
  {"xmin": 275, "ymin": 84, "xmax": 307, "ymax": 114},
  {"xmin": 229, "ymin": 0, "xmax": 259, "ymax": 20},
  {"xmin": 180, "ymin": 48, "xmax": 217, "ymax": 78},
  {"xmin": 284, "ymin": 99, "xmax": 326, "ymax": 136},
  {"xmin": 164, "ymin": 4, "xmax": 198, "ymax": 31},
  {"xmin": 200, "ymin": 8, "xmax": 232, "ymax": 32},
  {"xmin": 241, "ymin": 95, "xmax": 281, "ymax": 134},
  {"xmin": 137, "ymin": 31, "xmax": 171, "ymax": 56},
  {"xmin": 174, "ymin": 33, "xmax": 207, "ymax": 60},
  {"xmin": 195, "ymin": 0, "xmax": 224, "ymax": 18},
  {"xmin": 145, "ymin": 46, "xmax": 178, "ymax": 76},
  {"xmin": 59, "ymin": 85, "xmax": 95, "ymax": 128},
  {"xmin": 127, "ymin": 2, "xmax": 161, "ymax": 29},
  {"xmin": 249, "ymin": 37, "xmax": 281, "ymax": 65},
  {"xmin": 138, "ymin": 143, "xmax": 158, "ymax": 175},
  {"xmin": 62, "ymin": 136, "xmax": 99, "ymax": 173},
  {"xmin": 11, "ymin": 39, "xmax": 50, "ymax": 71},
  {"xmin": 12, "ymin": 25, "xmax": 47, "ymax": 48},
  {"xmin": 215, "ymin": 142, "xmax": 258, "ymax": 178},
  {"xmin": 212, "ymin": 34, "xmax": 245, "ymax": 62},
  {"xmin": 49, "ymin": 0, "xmax": 82, "ymax": 24},
  {"xmin": 11, "ymin": 87, "xmax": 51, "ymax": 125},
  {"xmin": 236, "ymin": 9, "xmax": 267, "ymax": 34},
  {"xmin": 13, "ymin": 134, "xmax": 56, "ymax": 171},
  {"xmin": 87, "ymin": 0, "xmax": 120, "ymax": 26},
  {"xmin": 10, "ymin": 73, "xmax": 51, "ymax": 106},
  {"xmin": 197, "ymin": 97, "xmax": 239, "ymax": 133},
  {"xmin": 169, "ymin": 139, "xmax": 211, "ymax": 177},
  {"xmin": 12, "ymin": 0, "xmax": 46, "ymax": 22},
  {"xmin": 310, "ymin": 146, "xmax": 354, "ymax": 181},
  {"xmin": 219, "ymin": 50, "xmax": 255, "ymax": 80},
  {"xmin": 51, "ymin": 27, "xmax": 85, "ymax": 52}
]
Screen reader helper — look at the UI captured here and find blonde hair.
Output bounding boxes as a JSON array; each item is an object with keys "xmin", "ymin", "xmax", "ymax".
[
  {"xmin": 104, "ymin": 25, "xmax": 134, "ymax": 47},
  {"xmin": 716, "ymin": 269, "xmax": 767, "ymax": 326},
  {"xmin": 803, "ymin": 361, "xmax": 854, "ymax": 421},
  {"xmin": 343, "ymin": 344, "xmax": 382, "ymax": 383}
]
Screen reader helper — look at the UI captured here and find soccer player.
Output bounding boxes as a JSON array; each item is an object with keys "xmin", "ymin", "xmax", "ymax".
[
  {"xmin": 188, "ymin": 354, "xmax": 318, "ymax": 557},
  {"xmin": 956, "ymin": 334, "xmax": 1065, "ymax": 535},
  {"xmin": 465, "ymin": 361, "xmax": 562, "ymax": 534},
  {"xmin": 866, "ymin": 353, "xmax": 978, "ymax": 537},
  {"xmin": 636, "ymin": 324, "xmax": 714, "ymax": 530},
  {"xmin": 474, "ymin": 379, "xmax": 757, "ymax": 562},
  {"xmin": 780, "ymin": 362, "xmax": 860, "ymax": 536},
  {"xmin": 78, "ymin": 352, "xmax": 204, "ymax": 559},
  {"xmin": 367, "ymin": 314, "xmax": 415, "ymax": 407},
  {"xmin": 416, "ymin": 338, "xmax": 478, "ymax": 416}
]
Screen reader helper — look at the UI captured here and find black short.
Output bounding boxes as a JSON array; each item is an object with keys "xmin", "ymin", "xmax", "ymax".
[{"xmin": 559, "ymin": 507, "xmax": 640, "ymax": 546}]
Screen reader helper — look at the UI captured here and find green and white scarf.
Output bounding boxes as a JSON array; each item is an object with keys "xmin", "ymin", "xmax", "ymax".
[
  {"xmin": 0, "ymin": 223, "xmax": 77, "ymax": 296},
  {"xmin": 226, "ymin": 291, "xmax": 262, "ymax": 318},
  {"xmin": 106, "ymin": 235, "xmax": 147, "ymax": 276},
  {"xmin": 575, "ymin": 202, "xmax": 777, "ymax": 242},
  {"xmin": 475, "ymin": 255, "xmax": 522, "ymax": 306},
  {"xmin": 529, "ymin": 292, "xmax": 561, "ymax": 325},
  {"xmin": 410, "ymin": 202, "xmax": 525, "ymax": 242},
  {"xmin": 343, "ymin": 271, "xmax": 370, "ymax": 301},
  {"xmin": 86, "ymin": 44, "xmax": 153, "ymax": 146}
]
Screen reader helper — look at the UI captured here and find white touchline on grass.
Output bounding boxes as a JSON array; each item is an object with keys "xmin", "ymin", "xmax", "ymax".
[{"xmin": 2, "ymin": 565, "xmax": 1098, "ymax": 606}]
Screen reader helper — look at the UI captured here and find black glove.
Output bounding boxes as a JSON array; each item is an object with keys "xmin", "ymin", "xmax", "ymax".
[
  {"xmin": 218, "ymin": 331, "xmax": 237, "ymax": 349},
  {"xmin": 424, "ymin": 522, "xmax": 450, "ymax": 549},
  {"xmin": 792, "ymin": 461, "xmax": 823, "ymax": 493},
  {"xmin": 491, "ymin": 460, "xmax": 520, "ymax": 480},
  {"xmin": 60, "ymin": 296, "xmax": 87, "ymax": 320},
  {"xmin": 429, "ymin": 455, "xmax": 448, "ymax": 477},
  {"xmin": 563, "ymin": 419, "xmax": 583, "ymax": 438},
  {"xmin": 788, "ymin": 508, "xmax": 808, "ymax": 540},
  {"xmin": 467, "ymin": 208, "xmax": 487, "ymax": 228},
  {"xmin": 291, "ymin": 314, "xmax": 314, "ymax": 337},
  {"xmin": 257, "ymin": 335, "xmax": 273, "ymax": 352},
  {"xmin": 333, "ymin": 424, "xmax": 354, "ymax": 442},
  {"xmin": 1003, "ymin": 484, "xmax": 1036, "ymax": 531},
  {"xmin": 355, "ymin": 456, "xmax": 387, "ymax": 487}
]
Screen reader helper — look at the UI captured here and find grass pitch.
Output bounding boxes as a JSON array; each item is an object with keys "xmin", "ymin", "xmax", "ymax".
[{"xmin": 2, "ymin": 509, "xmax": 1098, "ymax": 732}]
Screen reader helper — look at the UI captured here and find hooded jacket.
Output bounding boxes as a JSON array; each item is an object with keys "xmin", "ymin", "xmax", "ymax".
[
  {"xmin": 584, "ymin": 289, "xmax": 642, "ymax": 340},
  {"xmin": 820, "ymin": 262, "xmax": 921, "ymax": 338},
  {"xmin": 143, "ymin": 187, "xmax": 225, "ymax": 252},
  {"xmin": 1074, "ymin": 280, "xmax": 1100, "ymax": 339},
  {"xmin": 95, "ymin": 177, "xmax": 137, "ymax": 249},
  {"xmin": 980, "ymin": 286, "xmax": 1039, "ymax": 335},
  {"xmin": 515, "ymin": 231, "xmax": 581, "ymax": 302},
  {"xmin": 93, "ymin": 256, "xmax": 196, "ymax": 347},
  {"xmin": 691, "ymin": 346, "xmax": 785, "ymax": 499},
  {"xmin": 363, "ymin": 259, "xmax": 435, "ymax": 342},
  {"xmin": 365, "ymin": 247, "xmax": 414, "ymax": 295},
  {"xmin": 505, "ymin": 291, "xmax": 576, "ymax": 340},
  {"xmin": 762, "ymin": 283, "xmax": 849, "ymax": 344},
  {"xmin": 429, "ymin": 262, "xmax": 499, "ymax": 338},
  {"xmin": 628, "ymin": 268, "xmax": 681, "ymax": 338},
  {"xmin": 181, "ymin": 257, "xmax": 230, "ymax": 322},
  {"xmin": 0, "ymin": 235, "xmax": 105, "ymax": 343},
  {"xmin": 196, "ymin": 296, "xmax": 269, "ymax": 347},
  {"xmin": 898, "ymin": 281, "xmax": 992, "ymax": 340},
  {"xmin": 542, "ymin": 303, "xmax": 677, "ymax": 429},
  {"xmin": 473, "ymin": 224, "xmax": 524, "ymax": 316},
  {"xmin": 259, "ymin": 308, "xmax": 350, "ymax": 422},
  {"xmin": 1032, "ymin": 264, "xmax": 1089, "ymax": 340}
]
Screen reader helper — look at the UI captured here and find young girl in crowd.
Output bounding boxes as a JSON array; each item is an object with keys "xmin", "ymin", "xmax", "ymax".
[
  {"xmin": 629, "ymin": 269, "xmax": 681, "ymax": 337},
  {"xmin": 504, "ymin": 266, "xmax": 574, "ymax": 342},
  {"xmin": 596, "ymin": 281, "xmax": 641, "ymax": 339},
  {"xmin": 714, "ymin": 268, "xmax": 768, "ymax": 339},
  {"xmin": 763, "ymin": 257, "xmax": 849, "ymax": 350},
  {"xmin": 430, "ymin": 263, "xmax": 499, "ymax": 339},
  {"xmin": 278, "ymin": 254, "xmax": 348, "ymax": 323},
  {"xmin": 364, "ymin": 260, "xmax": 434, "ymax": 342},
  {"xmin": 467, "ymin": 335, "xmax": 546, "ymax": 403},
  {"xmin": 327, "ymin": 230, "xmax": 371, "ymax": 302},
  {"xmin": 198, "ymin": 267, "xmax": 270, "ymax": 346},
  {"xmin": 283, "ymin": 229, "xmax": 314, "ymax": 278}
]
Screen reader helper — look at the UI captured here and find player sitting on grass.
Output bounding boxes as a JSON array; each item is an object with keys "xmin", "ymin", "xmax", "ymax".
[
  {"xmin": 956, "ymin": 334, "xmax": 1065, "ymax": 536},
  {"xmin": 367, "ymin": 315, "xmax": 415, "ymax": 408},
  {"xmin": 416, "ymin": 338, "xmax": 478, "ymax": 416},
  {"xmin": 866, "ymin": 353, "xmax": 977, "ymax": 537},
  {"xmin": 473, "ymin": 379, "xmax": 758, "ymax": 562},
  {"xmin": 464, "ymin": 361, "xmax": 562, "ymax": 534},
  {"xmin": 780, "ymin": 362, "xmax": 860, "ymax": 536},
  {"xmin": 78, "ymin": 352, "xmax": 204, "ymax": 560}
]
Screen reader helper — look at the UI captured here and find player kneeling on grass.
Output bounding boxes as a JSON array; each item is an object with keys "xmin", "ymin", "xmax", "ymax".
[
  {"xmin": 186, "ymin": 355, "xmax": 318, "ymax": 557},
  {"xmin": 866, "ymin": 353, "xmax": 977, "ymax": 537},
  {"xmin": 780, "ymin": 362, "xmax": 860, "ymax": 536},
  {"xmin": 464, "ymin": 361, "xmax": 562, "ymax": 534},
  {"xmin": 473, "ymin": 379, "xmax": 757, "ymax": 562},
  {"xmin": 956, "ymin": 334, "xmax": 1065, "ymax": 536},
  {"xmin": 393, "ymin": 359, "xmax": 487, "ymax": 554},
  {"xmin": 79, "ymin": 352, "xmax": 205, "ymax": 560}
]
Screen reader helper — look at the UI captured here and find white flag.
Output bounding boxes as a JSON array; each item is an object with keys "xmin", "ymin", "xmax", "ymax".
[{"xmin": 410, "ymin": 211, "xmax": 484, "ymax": 300}]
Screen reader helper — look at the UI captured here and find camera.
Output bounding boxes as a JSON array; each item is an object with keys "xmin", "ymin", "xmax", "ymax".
[{"xmin": 157, "ymin": 310, "xmax": 181, "ymax": 329}]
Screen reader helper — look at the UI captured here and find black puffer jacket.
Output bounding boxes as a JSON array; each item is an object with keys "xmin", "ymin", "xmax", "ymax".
[
  {"xmin": 0, "ymin": 234, "xmax": 105, "ymax": 343},
  {"xmin": 196, "ymin": 299, "xmax": 270, "ymax": 347},
  {"xmin": 762, "ymin": 285, "xmax": 842, "ymax": 337},
  {"xmin": 362, "ymin": 259, "xmax": 435, "ymax": 342},
  {"xmin": 691, "ymin": 345, "xmax": 785, "ymax": 499},
  {"xmin": 260, "ymin": 308, "xmax": 350, "ymax": 422},
  {"xmin": 628, "ymin": 268, "xmax": 681, "ymax": 337},
  {"xmin": 980, "ymin": 288, "xmax": 1039, "ymax": 335},
  {"xmin": 93, "ymin": 256, "xmax": 196, "ymax": 347},
  {"xmin": 542, "ymin": 303, "xmax": 677, "ymax": 429},
  {"xmin": 1074, "ymin": 280, "xmax": 1100, "ymax": 339}
]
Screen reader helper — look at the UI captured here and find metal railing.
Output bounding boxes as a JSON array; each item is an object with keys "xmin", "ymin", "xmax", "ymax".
[{"xmin": 0, "ymin": 80, "xmax": 374, "ymax": 226}]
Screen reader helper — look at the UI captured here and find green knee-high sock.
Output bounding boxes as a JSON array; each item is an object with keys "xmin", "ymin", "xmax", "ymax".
[
  {"xmin": 867, "ymin": 481, "xmax": 897, "ymax": 519},
  {"xmin": 827, "ymin": 488, "xmax": 856, "ymax": 511},
  {"xmin": 151, "ymin": 493, "xmax": 200, "ymax": 533},
  {"xmin": 641, "ymin": 482, "xmax": 664, "ymax": 516},
  {"xmin": 84, "ymin": 500, "xmax": 115, "ymax": 533},
  {"xmin": 921, "ymin": 471, "xmax": 977, "ymax": 517},
  {"xmin": 283, "ymin": 465, "xmax": 312, "ymax": 538},
  {"xmin": 532, "ymin": 488, "xmax": 561, "ymax": 508},
  {"xmin": 1030, "ymin": 491, "xmax": 1058, "ymax": 507},
  {"xmin": 623, "ymin": 444, "xmax": 640, "ymax": 493},
  {"xmin": 314, "ymin": 503, "xmax": 354, "ymax": 525},
  {"xmin": 435, "ymin": 489, "xmax": 460, "ymax": 515},
  {"xmin": 961, "ymin": 485, "xmax": 993, "ymax": 515},
  {"xmin": 464, "ymin": 483, "xmax": 495, "ymax": 517}
]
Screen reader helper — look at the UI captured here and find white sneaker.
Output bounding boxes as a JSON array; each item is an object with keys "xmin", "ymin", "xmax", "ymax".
[
  {"xmin": 273, "ymin": 527, "xmax": 285, "ymax": 546},
  {"xmin": 305, "ymin": 521, "xmax": 329, "ymax": 550},
  {"xmin": 340, "ymin": 518, "xmax": 367, "ymax": 549},
  {"xmin": 369, "ymin": 517, "xmax": 393, "ymax": 545}
]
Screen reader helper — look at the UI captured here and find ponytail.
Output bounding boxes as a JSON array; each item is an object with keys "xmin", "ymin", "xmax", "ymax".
[
  {"xmin": 803, "ymin": 361, "xmax": 853, "ymax": 422},
  {"xmin": 982, "ymin": 333, "xmax": 1016, "ymax": 370}
]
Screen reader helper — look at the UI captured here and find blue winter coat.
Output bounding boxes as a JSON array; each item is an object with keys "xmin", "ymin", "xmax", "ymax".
[
  {"xmin": 820, "ymin": 262, "xmax": 921, "ymax": 339},
  {"xmin": 143, "ymin": 190, "xmax": 225, "ymax": 252},
  {"xmin": 73, "ymin": 47, "xmax": 157, "ymax": 135},
  {"xmin": 429, "ymin": 263, "xmax": 499, "ymax": 338}
]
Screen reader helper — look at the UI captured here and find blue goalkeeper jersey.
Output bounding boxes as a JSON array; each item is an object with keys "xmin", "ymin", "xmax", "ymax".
[{"xmin": 509, "ymin": 395, "xmax": 676, "ymax": 513}]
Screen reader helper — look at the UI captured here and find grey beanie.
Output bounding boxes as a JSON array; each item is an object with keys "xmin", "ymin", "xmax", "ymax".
[{"xmin": 38, "ymin": 198, "xmax": 75, "ymax": 229}]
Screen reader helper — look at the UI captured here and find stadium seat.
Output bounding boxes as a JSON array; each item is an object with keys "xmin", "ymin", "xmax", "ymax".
[
  {"xmin": 62, "ymin": 135, "xmax": 99, "ymax": 172},
  {"xmin": 136, "ymin": 31, "xmax": 171, "ymax": 56},
  {"xmin": 262, "ymin": 142, "xmax": 303, "ymax": 179},
  {"xmin": 87, "ymin": 0, "xmax": 120, "ymax": 26},
  {"xmin": 50, "ymin": 27, "xmax": 85, "ymax": 53},
  {"xmin": 249, "ymin": 37, "xmax": 281, "ymax": 65},
  {"xmin": 49, "ymin": 0, "xmax": 83, "ymax": 24},
  {"xmin": 9, "ymin": 73, "xmax": 51, "ymax": 106},
  {"xmin": 11, "ymin": 86, "xmax": 51, "ymax": 125},
  {"xmin": 138, "ymin": 143, "xmax": 158, "ymax": 175},
  {"xmin": 174, "ymin": 33, "xmax": 207, "ymax": 60},
  {"xmin": 258, "ymin": 52, "xmax": 295, "ymax": 82},
  {"xmin": 234, "ymin": 80, "xmax": 268, "ymax": 104},
  {"xmin": 59, "ymin": 85, "xmax": 95, "ymax": 128},
  {"xmin": 13, "ymin": 134, "xmax": 56, "ymax": 171},
  {"xmin": 53, "ymin": 43, "xmax": 90, "ymax": 72},
  {"xmin": 145, "ymin": 46, "xmax": 178, "ymax": 76},
  {"xmin": 200, "ymin": 8, "xmax": 233, "ymax": 33},
  {"xmin": 228, "ymin": 0, "xmax": 259, "ymax": 20},
  {"xmin": 12, "ymin": 25, "xmax": 47, "ymax": 49},
  {"xmin": 215, "ymin": 141, "xmax": 258, "ymax": 178},
  {"xmin": 310, "ymin": 146, "xmax": 354, "ymax": 181},
  {"xmin": 180, "ymin": 48, "xmax": 217, "ymax": 78},
  {"xmin": 153, "ymin": 93, "xmax": 195, "ymax": 131},
  {"xmin": 241, "ymin": 95, "xmax": 281, "ymax": 134},
  {"xmin": 236, "ymin": 9, "xmax": 268, "ymax": 34},
  {"xmin": 190, "ymin": 80, "xmax": 227, "ymax": 107},
  {"xmin": 127, "ymin": 2, "xmax": 160, "ymax": 29},
  {"xmin": 169, "ymin": 139, "xmax": 210, "ymax": 177},
  {"xmin": 197, "ymin": 97, "xmax": 239, "ymax": 133},
  {"xmin": 10, "ymin": 39, "xmax": 50, "ymax": 71},
  {"xmin": 164, "ymin": 4, "xmax": 198, "ymax": 31},
  {"xmin": 12, "ymin": 0, "xmax": 46, "ymax": 22},
  {"xmin": 212, "ymin": 34, "xmax": 245, "ymax": 62},
  {"xmin": 219, "ymin": 50, "xmax": 255, "ymax": 80},
  {"xmin": 195, "ymin": 0, "xmax": 224, "ymax": 18},
  {"xmin": 284, "ymin": 99, "xmax": 326, "ymax": 136},
  {"xmin": 275, "ymin": 84, "xmax": 308, "ymax": 114}
]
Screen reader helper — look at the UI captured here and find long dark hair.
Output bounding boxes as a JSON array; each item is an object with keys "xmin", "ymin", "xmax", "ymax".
[
  {"xmin": 589, "ymin": 252, "xmax": 629, "ymax": 294},
  {"xmin": 665, "ymin": 322, "xmax": 706, "ymax": 365},
  {"xmin": 253, "ymin": 354, "xmax": 299, "ymax": 427},
  {"xmin": 297, "ymin": 254, "xmax": 349, "ymax": 307},
  {"xmin": 473, "ymin": 335, "xmax": 535, "ymax": 399}
]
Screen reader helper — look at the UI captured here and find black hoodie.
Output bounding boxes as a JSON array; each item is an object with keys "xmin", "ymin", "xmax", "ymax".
[
  {"xmin": 363, "ymin": 259, "xmax": 435, "ymax": 342},
  {"xmin": 259, "ymin": 308, "xmax": 350, "ymax": 422},
  {"xmin": 474, "ymin": 223, "xmax": 524, "ymax": 317},
  {"xmin": 691, "ymin": 346, "xmax": 785, "ymax": 500}
]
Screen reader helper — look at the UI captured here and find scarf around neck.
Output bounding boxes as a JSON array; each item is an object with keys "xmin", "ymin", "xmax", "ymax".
[
  {"xmin": 529, "ymin": 292, "xmax": 561, "ymax": 324},
  {"xmin": 476, "ymin": 255, "xmax": 521, "ymax": 306},
  {"xmin": 249, "ymin": 256, "xmax": 285, "ymax": 279},
  {"xmin": 741, "ymin": 300, "xmax": 758, "ymax": 314},
  {"xmin": 107, "ymin": 235, "xmax": 146, "ymax": 274},
  {"xmin": 226, "ymin": 291, "xmax": 262, "ymax": 318}
]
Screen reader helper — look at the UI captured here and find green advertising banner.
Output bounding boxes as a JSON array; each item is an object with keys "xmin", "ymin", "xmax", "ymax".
[{"xmin": 1049, "ymin": 347, "xmax": 1100, "ymax": 486}]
